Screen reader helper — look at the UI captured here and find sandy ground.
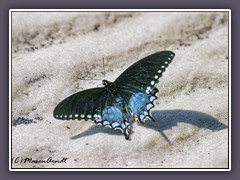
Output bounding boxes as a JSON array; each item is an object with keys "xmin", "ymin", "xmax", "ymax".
[{"xmin": 11, "ymin": 11, "xmax": 229, "ymax": 169}]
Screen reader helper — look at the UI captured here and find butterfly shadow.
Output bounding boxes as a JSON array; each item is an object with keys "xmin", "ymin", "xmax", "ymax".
[
  {"xmin": 71, "ymin": 125, "xmax": 128, "ymax": 140},
  {"xmin": 145, "ymin": 109, "xmax": 228, "ymax": 143},
  {"xmin": 71, "ymin": 109, "xmax": 228, "ymax": 142}
]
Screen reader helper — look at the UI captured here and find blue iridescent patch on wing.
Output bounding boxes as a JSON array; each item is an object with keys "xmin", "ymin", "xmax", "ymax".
[
  {"xmin": 96, "ymin": 105, "xmax": 130, "ymax": 139},
  {"xmin": 129, "ymin": 88, "xmax": 158, "ymax": 123}
]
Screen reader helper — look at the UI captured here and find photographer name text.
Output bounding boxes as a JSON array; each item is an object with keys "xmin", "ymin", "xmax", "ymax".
[{"xmin": 12, "ymin": 157, "xmax": 68, "ymax": 164}]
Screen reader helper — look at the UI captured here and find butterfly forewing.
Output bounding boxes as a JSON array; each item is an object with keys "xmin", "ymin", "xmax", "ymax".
[
  {"xmin": 53, "ymin": 88, "xmax": 106, "ymax": 120},
  {"xmin": 114, "ymin": 51, "xmax": 175, "ymax": 94},
  {"xmin": 53, "ymin": 87, "xmax": 131, "ymax": 138}
]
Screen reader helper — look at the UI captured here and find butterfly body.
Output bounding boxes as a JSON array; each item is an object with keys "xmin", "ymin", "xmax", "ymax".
[{"xmin": 53, "ymin": 51, "xmax": 175, "ymax": 139}]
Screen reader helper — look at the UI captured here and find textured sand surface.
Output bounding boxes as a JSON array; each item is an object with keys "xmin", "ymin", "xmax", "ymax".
[{"xmin": 11, "ymin": 11, "xmax": 229, "ymax": 169}]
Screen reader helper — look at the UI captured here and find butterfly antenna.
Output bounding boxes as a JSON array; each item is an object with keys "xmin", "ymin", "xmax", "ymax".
[
  {"xmin": 83, "ymin": 59, "xmax": 89, "ymax": 75},
  {"xmin": 103, "ymin": 57, "xmax": 106, "ymax": 80},
  {"xmin": 77, "ymin": 77, "xmax": 102, "ymax": 80},
  {"xmin": 77, "ymin": 57, "xmax": 106, "ymax": 81}
]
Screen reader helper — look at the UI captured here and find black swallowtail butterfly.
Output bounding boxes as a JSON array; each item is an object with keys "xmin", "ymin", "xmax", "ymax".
[{"xmin": 53, "ymin": 51, "xmax": 175, "ymax": 139}]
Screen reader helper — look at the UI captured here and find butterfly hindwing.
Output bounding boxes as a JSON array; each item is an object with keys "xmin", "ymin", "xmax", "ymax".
[
  {"xmin": 99, "ymin": 104, "xmax": 130, "ymax": 139},
  {"xmin": 128, "ymin": 88, "xmax": 158, "ymax": 123}
]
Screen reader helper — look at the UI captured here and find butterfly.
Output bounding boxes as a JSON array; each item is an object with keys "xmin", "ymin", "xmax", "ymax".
[{"xmin": 53, "ymin": 51, "xmax": 175, "ymax": 139}]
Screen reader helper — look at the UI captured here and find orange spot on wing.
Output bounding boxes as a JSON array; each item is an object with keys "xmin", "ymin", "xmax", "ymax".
[{"xmin": 133, "ymin": 114, "xmax": 138, "ymax": 121}]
